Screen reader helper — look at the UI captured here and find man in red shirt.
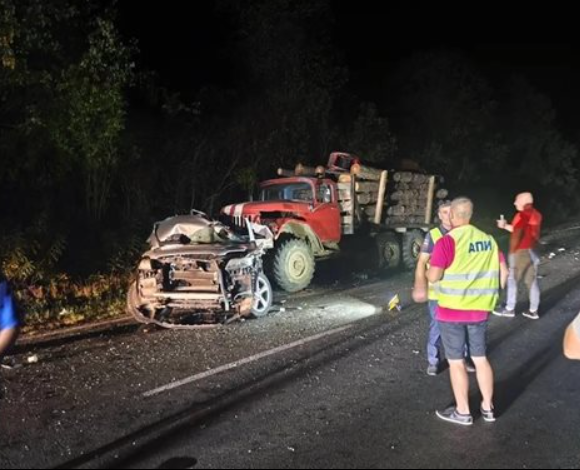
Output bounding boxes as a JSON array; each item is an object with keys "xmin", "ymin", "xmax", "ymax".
[{"xmin": 493, "ymin": 192, "xmax": 543, "ymax": 320}]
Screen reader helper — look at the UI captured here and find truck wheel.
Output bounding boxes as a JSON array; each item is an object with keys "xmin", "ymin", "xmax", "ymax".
[
  {"xmin": 402, "ymin": 230, "xmax": 425, "ymax": 271},
  {"xmin": 251, "ymin": 273, "xmax": 274, "ymax": 318},
  {"xmin": 273, "ymin": 238, "xmax": 316, "ymax": 293},
  {"xmin": 376, "ymin": 233, "xmax": 401, "ymax": 270}
]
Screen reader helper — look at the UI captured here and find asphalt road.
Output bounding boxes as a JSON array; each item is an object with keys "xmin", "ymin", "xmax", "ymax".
[
  {"xmin": 1, "ymin": 229, "xmax": 580, "ymax": 469},
  {"xmin": 120, "ymin": 282, "xmax": 580, "ymax": 470}
]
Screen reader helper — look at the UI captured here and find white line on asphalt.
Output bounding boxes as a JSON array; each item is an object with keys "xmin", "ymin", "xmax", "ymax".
[{"xmin": 143, "ymin": 325, "xmax": 354, "ymax": 398}]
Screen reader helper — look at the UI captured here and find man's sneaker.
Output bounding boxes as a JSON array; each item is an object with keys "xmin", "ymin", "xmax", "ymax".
[
  {"xmin": 436, "ymin": 407, "xmax": 473, "ymax": 426},
  {"xmin": 427, "ymin": 364, "xmax": 438, "ymax": 376},
  {"xmin": 465, "ymin": 362, "xmax": 476, "ymax": 374},
  {"xmin": 480, "ymin": 406, "xmax": 496, "ymax": 423},
  {"xmin": 522, "ymin": 310, "xmax": 540, "ymax": 320},
  {"xmin": 492, "ymin": 306, "xmax": 515, "ymax": 318}
]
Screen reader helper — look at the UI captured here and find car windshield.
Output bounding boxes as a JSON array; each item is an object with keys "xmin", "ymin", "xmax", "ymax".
[{"xmin": 260, "ymin": 183, "xmax": 313, "ymax": 202}]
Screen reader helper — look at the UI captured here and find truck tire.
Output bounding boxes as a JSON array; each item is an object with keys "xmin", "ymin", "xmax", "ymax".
[
  {"xmin": 402, "ymin": 229, "xmax": 425, "ymax": 271},
  {"xmin": 376, "ymin": 232, "xmax": 401, "ymax": 270},
  {"xmin": 273, "ymin": 238, "xmax": 316, "ymax": 293}
]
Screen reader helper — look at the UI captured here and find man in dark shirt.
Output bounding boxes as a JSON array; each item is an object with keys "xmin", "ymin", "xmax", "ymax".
[{"xmin": 412, "ymin": 201, "xmax": 453, "ymax": 376}]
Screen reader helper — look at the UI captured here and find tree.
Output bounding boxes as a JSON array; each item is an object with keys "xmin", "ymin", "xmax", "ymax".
[
  {"xmin": 389, "ymin": 50, "xmax": 502, "ymax": 182},
  {"xmin": 0, "ymin": 0, "xmax": 134, "ymax": 223},
  {"xmin": 498, "ymin": 77, "xmax": 579, "ymax": 214},
  {"xmin": 50, "ymin": 17, "xmax": 133, "ymax": 221},
  {"xmin": 220, "ymin": 0, "xmax": 347, "ymax": 165},
  {"xmin": 342, "ymin": 102, "xmax": 397, "ymax": 164}
]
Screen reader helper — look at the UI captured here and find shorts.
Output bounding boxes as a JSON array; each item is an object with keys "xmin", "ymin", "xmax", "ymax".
[{"xmin": 439, "ymin": 321, "xmax": 488, "ymax": 360}]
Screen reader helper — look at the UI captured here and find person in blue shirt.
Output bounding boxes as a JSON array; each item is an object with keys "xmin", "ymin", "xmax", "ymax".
[{"xmin": 0, "ymin": 273, "xmax": 20, "ymax": 362}]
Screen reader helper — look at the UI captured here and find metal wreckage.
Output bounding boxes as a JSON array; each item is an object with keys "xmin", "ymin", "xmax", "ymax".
[{"xmin": 127, "ymin": 211, "xmax": 274, "ymax": 329}]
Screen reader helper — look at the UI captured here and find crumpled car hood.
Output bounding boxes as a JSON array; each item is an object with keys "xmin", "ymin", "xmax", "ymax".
[
  {"xmin": 145, "ymin": 213, "xmax": 273, "ymax": 257},
  {"xmin": 144, "ymin": 242, "xmax": 258, "ymax": 260},
  {"xmin": 147, "ymin": 215, "xmax": 229, "ymax": 247}
]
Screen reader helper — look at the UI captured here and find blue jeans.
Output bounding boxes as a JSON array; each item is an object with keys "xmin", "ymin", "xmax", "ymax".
[{"xmin": 427, "ymin": 301, "xmax": 442, "ymax": 366}]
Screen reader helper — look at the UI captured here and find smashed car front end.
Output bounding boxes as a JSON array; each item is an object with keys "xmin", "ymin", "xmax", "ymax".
[{"xmin": 128, "ymin": 213, "xmax": 273, "ymax": 328}]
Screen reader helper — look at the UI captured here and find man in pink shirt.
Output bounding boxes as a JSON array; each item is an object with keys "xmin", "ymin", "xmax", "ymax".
[{"xmin": 428, "ymin": 197, "xmax": 508, "ymax": 426}]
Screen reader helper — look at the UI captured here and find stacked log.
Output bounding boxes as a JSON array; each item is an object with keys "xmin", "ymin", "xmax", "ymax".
[
  {"xmin": 282, "ymin": 161, "xmax": 449, "ymax": 229},
  {"xmin": 342, "ymin": 164, "xmax": 388, "ymax": 225},
  {"xmin": 384, "ymin": 172, "xmax": 449, "ymax": 226},
  {"xmin": 351, "ymin": 163, "xmax": 383, "ymax": 181}
]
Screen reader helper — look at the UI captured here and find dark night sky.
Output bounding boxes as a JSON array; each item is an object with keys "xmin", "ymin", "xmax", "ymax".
[{"xmin": 118, "ymin": 2, "xmax": 579, "ymax": 133}]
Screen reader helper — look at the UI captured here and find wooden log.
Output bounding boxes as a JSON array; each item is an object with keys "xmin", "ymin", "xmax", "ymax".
[
  {"xmin": 338, "ymin": 174, "xmax": 353, "ymax": 183},
  {"xmin": 386, "ymin": 215, "xmax": 426, "ymax": 225},
  {"xmin": 277, "ymin": 168, "xmax": 294, "ymax": 177},
  {"xmin": 394, "ymin": 182, "xmax": 414, "ymax": 191},
  {"xmin": 393, "ymin": 172, "xmax": 415, "ymax": 183},
  {"xmin": 364, "ymin": 206, "xmax": 377, "ymax": 217},
  {"xmin": 351, "ymin": 163, "xmax": 383, "ymax": 181},
  {"xmin": 387, "ymin": 205, "xmax": 407, "ymax": 216},
  {"xmin": 295, "ymin": 163, "xmax": 326, "ymax": 176},
  {"xmin": 394, "ymin": 198, "xmax": 425, "ymax": 208},
  {"xmin": 374, "ymin": 170, "xmax": 388, "ymax": 224},
  {"xmin": 356, "ymin": 192, "xmax": 378, "ymax": 205},
  {"xmin": 412, "ymin": 173, "xmax": 430, "ymax": 184},
  {"xmin": 425, "ymin": 175, "xmax": 436, "ymax": 224},
  {"xmin": 392, "ymin": 184, "xmax": 428, "ymax": 192},
  {"xmin": 355, "ymin": 181, "xmax": 380, "ymax": 192},
  {"xmin": 391, "ymin": 190, "xmax": 421, "ymax": 202},
  {"xmin": 385, "ymin": 216, "xmax": 409, "ymax": 225}
]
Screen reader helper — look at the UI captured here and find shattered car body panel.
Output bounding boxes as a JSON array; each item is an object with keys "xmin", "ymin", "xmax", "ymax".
[{"xmin": 128, "ymin": 212, "xmax": 274, "ymax": 329}]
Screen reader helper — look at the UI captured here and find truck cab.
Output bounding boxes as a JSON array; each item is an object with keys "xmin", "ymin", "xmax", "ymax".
[{"xmin": 222, "ymin": 177, "xmax": 341, "ymax": 292}]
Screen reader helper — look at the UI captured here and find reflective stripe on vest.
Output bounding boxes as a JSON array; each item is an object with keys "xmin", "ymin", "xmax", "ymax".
[
  {"xmin": 427, "ymin": 227, "xmax": 444, "ymax": 301},
  {"xmin": 437, "ymin": 225, "xmax": 500, "ymax": 312}
]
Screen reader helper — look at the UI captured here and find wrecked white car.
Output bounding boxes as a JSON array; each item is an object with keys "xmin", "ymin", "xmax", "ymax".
[{"xmin": 127, "ymin": 211, "xmax": 274, "ymax": 328}]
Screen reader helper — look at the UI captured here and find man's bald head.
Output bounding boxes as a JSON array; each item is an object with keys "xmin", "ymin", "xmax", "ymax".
[
  {"xmin": 515, "ymin": 192, "xmax": 534, "ymax": 211},
  {"xmin": 450, "ymin": 197, "xmax": 473, "ymax": 227}
]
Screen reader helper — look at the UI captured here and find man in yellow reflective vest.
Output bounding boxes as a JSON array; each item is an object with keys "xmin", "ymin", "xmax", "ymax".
[
  {"xmin": 427, "ymin": 197, "xmax": 508, "ymax": 426},
  {"xmin": 413, "ymin": 201, "xmax": 458, "ymax": 376}
]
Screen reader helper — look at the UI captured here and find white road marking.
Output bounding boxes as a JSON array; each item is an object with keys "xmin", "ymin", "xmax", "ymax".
[{"xmin": 143, "ymin": 324, "xmax": 353, "ymax": 397}]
